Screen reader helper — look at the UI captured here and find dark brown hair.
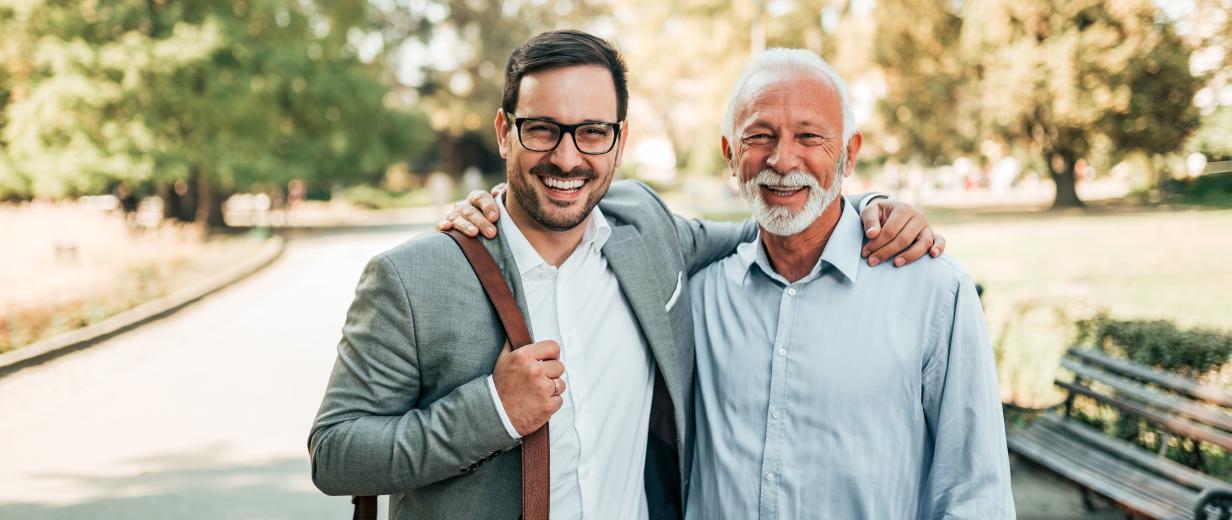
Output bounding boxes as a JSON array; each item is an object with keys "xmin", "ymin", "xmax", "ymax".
[{"xmin": 502, "ymin": 30, "xmax": 628, "ymax": 121}]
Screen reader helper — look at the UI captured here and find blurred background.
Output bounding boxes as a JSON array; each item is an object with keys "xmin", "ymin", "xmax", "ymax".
[{"xmin": 0, "ymin": 0, "xmax": 1229, "ymax": 518}]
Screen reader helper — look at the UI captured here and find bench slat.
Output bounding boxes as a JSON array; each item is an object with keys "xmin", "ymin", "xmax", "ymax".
[
  {"xmin": 1010, "ymin": 422, "xmax": 1193, "ymax": 519},
  {"xmin": 1041, "ymin": 414, "xmax": 1232, "ymax": 492},
  {"xmin": 1062, "ymin": 358, "xmax": 1232, "ymax": 432},
  {"xmin": 1069, "ymin": 348, "xmax": 1232, "ymax": 408},
  {"xmin": 1058, "ymin": 380, "xmax": 1232, "ymax": 451}
]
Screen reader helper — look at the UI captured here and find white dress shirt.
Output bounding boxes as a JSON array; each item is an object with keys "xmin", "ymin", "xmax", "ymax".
[{"xmin": 486, "ymin": 195, "xmax": 655, "ymax": 520}]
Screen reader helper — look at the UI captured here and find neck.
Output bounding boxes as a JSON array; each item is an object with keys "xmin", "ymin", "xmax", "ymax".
[
  {"xmin": 760, "ymin": 198, "xmax": 844, "ymax": 283},
  {"xmin": 504, "ymin": 192, "xmax": 588, "ymax": 267}
]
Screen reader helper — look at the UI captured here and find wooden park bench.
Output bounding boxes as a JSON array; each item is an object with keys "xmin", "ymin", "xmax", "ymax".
[{"xmin": 1008, "ymin": 347, "xmax": 1232, "ymax": 519}]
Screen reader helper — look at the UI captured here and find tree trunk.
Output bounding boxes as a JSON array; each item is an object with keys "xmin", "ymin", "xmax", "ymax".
[
  {"xmin": 193, "ymin": 167, "xmax": 228, "ymax": 229},
  {"xmin": 1047, "ymin": 151, "xmax": 1085, "ymax": 209}
]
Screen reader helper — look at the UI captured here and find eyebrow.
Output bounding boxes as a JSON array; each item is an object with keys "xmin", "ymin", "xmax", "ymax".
[{"xmin": 521, "ymin": 115, "xmax": 617, "ymax": 124}]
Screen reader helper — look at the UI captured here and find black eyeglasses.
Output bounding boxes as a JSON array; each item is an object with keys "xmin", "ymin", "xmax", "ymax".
[{"xmin": 506, "ymin": 114, "xmax": 623, "ymax": 155}]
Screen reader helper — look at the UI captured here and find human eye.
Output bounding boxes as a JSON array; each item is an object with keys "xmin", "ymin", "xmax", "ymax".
[
  {"xmin": 742, "ymin": 133, "xmax": 773, "ymax": 146},
  {"xmin": 524, "ymin": 121, "xmax": 559, "ymax": 136},
  {"xmin": 799, "ymin": 133, "xmax": 824, "ymax": 146}
]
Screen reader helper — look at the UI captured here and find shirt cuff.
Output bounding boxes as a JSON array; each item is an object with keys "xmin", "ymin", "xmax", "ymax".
[
  {"xmin": 857, "ymin": 192, "xmax": 890, "ymax": 213},
  {"xmin": 487, "ymin": 375, "xmax": 523, "ymax": 440}
]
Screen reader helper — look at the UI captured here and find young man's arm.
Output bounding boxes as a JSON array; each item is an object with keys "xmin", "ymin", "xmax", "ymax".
[
  {"xmin": 308, "ymin": 254, "xmax": 521, "ymax": 496},
  {"xmin": 439, "ymin": 185, "xmax": 945, "ymax": 270},
  {"xmin": 919, "ymin": 274, "xmax": 1016, "ymax": 519}
]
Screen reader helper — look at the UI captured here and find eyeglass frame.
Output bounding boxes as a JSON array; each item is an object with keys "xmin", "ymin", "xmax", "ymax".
[{"xmin": 505, "ymin": 113, "xmax": 625, "ymax": 156}]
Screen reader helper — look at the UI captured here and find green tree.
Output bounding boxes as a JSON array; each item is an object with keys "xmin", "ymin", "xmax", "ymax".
[
  {"xmin": 962, "ymin": 0, "xmax": 1202, "ymax": 208},
  {"xmin": 873, "ymin": 0, "xmax": 974, "ymax": 164},
  {"xmin": 1, "ymin": 0, "xmax": 431, "ymax": 226}
]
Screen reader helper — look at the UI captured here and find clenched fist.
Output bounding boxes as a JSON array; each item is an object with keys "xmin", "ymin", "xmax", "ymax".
[{"xmin": 492, "ymin": 339, "xmax": 566, "ymax": 437}]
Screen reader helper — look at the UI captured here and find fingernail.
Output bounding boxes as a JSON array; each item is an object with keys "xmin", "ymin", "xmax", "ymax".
[
  {"xmin": 489, "ymin": 211, "xmax": 497, "ymax": 219},
  {"xmin": 868, "ymin": 257, "xmax": 880, "ymax": 266},
  {"xmin": 894, "ymin": 258, "xmax": 905, "ymax": 267},
  {"xmin": 931, "ymin": 247, "xmax": 940, "ymax": 257}
]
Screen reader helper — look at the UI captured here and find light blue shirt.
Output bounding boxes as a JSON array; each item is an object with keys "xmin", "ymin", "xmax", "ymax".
[{"xmin": 686, "ymin": 200, "xmax": 1015, "ymax": 519}]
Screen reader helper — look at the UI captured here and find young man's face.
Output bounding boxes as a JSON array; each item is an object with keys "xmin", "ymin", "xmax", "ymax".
[{"xmin": 495, "ymin": 64, "xmax": 627, "ymax": 232}]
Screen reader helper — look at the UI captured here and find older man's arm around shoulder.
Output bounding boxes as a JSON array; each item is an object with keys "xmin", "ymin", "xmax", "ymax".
[
  {"xmin": 920, "ymin": 267, "xmax": 1016, "ymax": 519},
  {"xmin": 308, "ymin": 253, "xmax": 522, "ymax": 496}
]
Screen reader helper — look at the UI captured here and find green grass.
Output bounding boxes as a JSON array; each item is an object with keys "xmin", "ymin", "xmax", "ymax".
[{"xmin": 935, "ymin": 206, "xmax": 1232, "ymax": 406}]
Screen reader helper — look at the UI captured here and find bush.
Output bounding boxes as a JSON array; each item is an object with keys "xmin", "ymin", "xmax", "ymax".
[
  {"xmin": 1161, "ymin": 171, "xmax": 1232, "ymax": 207},
  {"xmin": 339, "ymin": 185, "xmax": 433, "ymax": 209},
  {"xmin": 1075, "ymin": 313, "xmax": 1232, "ymax": 378}
]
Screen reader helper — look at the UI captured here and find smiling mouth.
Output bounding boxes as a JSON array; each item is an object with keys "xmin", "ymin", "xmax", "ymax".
[
  {"xmin": 539, "ymin": 175, "xmax": 588, "ymax": 195},
  {"xmin": 762, "ymin": 184, "xmax": 807, "ymax": 198}
]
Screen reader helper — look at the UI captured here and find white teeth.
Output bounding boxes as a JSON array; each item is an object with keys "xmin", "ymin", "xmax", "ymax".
[{"xmin": 542, "ymin": 177, "xmax": 585, "ymax": 190}]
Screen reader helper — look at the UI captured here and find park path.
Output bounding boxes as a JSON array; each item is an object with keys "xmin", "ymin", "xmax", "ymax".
[{"xmin": 0, "ymin": 227, "xmax": 426, "ymax": 519}]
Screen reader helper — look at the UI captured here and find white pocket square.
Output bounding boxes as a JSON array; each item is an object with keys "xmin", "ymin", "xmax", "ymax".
[{"xmin": 665, "ymin": 271, "xmax": 683, "ymax": 311}]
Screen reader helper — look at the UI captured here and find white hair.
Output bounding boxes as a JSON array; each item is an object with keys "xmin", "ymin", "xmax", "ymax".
[{"xmin": 722, "ymin": 48, "xmax": 856, "ymax": 146}]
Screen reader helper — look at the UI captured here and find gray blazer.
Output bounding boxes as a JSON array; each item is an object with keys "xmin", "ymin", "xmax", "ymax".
[{"xmin": 309, "ymin": 181, "xmax": 754, "ymax": 519}]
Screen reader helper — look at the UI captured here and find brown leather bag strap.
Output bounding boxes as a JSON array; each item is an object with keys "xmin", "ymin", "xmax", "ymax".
[
  {"xmin": 443, "ymin": 229, "xmax": 549, "ymax": 520},
  {"xmin": 352, "ymin": 495, "xmax": 376, "ymax": 520}
]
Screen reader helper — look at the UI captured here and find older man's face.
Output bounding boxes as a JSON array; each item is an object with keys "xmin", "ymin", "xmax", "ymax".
[{"xmin": 725, "ymin": 72, "xmax": 851, "ymax": 233}]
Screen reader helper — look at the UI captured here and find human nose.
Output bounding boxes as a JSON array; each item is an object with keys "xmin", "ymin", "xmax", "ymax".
[
  {"xmin": 765, "ymin": 139, "xmax": 803, "ymax": 174},
  {"xmin": 549, "ymin": 131, "xmax": 585, "ymax": 173}
]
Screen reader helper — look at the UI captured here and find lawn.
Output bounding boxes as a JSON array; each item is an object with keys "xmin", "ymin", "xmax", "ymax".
[{"xmin": 935, "ymin": 206, "xmax": 1232, "ymax": 406}]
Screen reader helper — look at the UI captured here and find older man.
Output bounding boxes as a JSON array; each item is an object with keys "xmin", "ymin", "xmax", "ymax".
[{"xmin": 686, "ymin": 49, "xmax": 1014, "ymax": 519}]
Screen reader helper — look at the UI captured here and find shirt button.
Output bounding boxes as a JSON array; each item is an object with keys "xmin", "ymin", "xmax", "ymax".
[
  {"xmin": 778, "ymin": 348, "xmax": 786, "ymax": 357},
  {"xmin": 765, "ymin": 472, "xmax": 776, "ymax": 482},
  {"xmin": 787, "ymin": 287, "xmax": 797, "ymax": 296},
  {"xmin": 772, "ymin": 409, "xmax": 782, "ymax": 420}
]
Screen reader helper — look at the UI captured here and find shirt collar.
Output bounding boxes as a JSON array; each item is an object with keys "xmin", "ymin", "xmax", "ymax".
[
  {"xmin": 736, "ymin": 199, "xmax": 864, "ymax": 286},
  {"xmin": 496, "ymin": 193, "xmax": 611, "ymax": 275}
]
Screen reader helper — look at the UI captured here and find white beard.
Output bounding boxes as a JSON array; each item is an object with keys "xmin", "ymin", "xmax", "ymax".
[{"xmin": 740, "ymin": 148, "xmax": 846, "ymax": 237}]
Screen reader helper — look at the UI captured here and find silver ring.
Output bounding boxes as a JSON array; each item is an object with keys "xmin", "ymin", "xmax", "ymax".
[{"xmin": 552, "ymin": 378, "xmax": 562, "ymax": 396}]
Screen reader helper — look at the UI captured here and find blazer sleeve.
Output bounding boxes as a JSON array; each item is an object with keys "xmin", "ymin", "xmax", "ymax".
[{"xmin": 308, "ymin": 254, "xmax": 520, "ymax": 496}]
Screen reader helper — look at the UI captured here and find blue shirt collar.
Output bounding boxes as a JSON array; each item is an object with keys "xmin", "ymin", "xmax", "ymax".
[{"xmin": 736, "ymin": 199, "xmax": 864, "ymax": 286}]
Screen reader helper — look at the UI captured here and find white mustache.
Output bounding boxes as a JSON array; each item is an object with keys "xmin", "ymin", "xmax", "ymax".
[{"xmin": 753, "ymin": 169, "xmax": 819, "ymax": 189}]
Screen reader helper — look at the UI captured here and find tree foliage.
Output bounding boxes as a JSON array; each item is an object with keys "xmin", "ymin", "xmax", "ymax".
[
  {"xmin": 962, "ymin": 0, "xmax": 1202, "ymax": 207},
  {"xmin": 0, "ymin": 0, "xmax": 431, "ymax": 224}
]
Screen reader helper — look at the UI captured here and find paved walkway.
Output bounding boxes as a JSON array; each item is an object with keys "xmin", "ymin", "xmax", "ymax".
[{"xmin": 0, "ymin": 227, "xmax": 423, "ymax": 519}]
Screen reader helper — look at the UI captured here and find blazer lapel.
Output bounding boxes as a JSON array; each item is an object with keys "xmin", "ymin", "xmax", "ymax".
[{"xmin": 601, "ymin": 225, "xmax": 682, "ymax": 393}]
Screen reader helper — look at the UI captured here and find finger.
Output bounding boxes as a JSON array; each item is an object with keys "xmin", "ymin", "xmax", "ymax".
[
  {"xmin": 859, "ymin": 201, "xmax": 882, "ymax": 240},
  {"xmin": 459, "ymin": 205, "xmax": 496, "ymax": 238},
  {"xmin": 450, "ymin": 214, "xmax": 481, "ymax": 237},
  {"xmin": 931, "ymin": 233, "xmax": 946, "ymax": 257},
  {"xmin": 541, "ymin": 360, "xmax": 565, "ymax": 379},
  {"xmin": 436, "ymin": 219, "xmax": 452, "ymax": 231},
  {"xmin": 501, "ymin": 340, "xmax": 512, "ymax": 355},
  {"xmin": 467, "ymin": 190, "xmax": 501, "ymax": 222},
  {"xmin": 525, "ymin": 340, "xmax": 561, "ymax": 361},
  {"xmin": 892, "ymin": 226, "xmax": 933, "ymax": 267},
  {"xmin": 547, "ymin": 395, "xmax": 564, "ymax": 413},
  {"xmin": 491, "ymin": 182, "xmax": 507, "ymax": 196},
  {"xmin": 553, "ymin": 377, "xmax": 567, "ymax": 396},
  {"xmin": 862, "ymin": 202, "xmax": 911, "ymax": 258},
  {"xmin": 869, "ymin": 214, "xmax": 926, "ymax": 266}
]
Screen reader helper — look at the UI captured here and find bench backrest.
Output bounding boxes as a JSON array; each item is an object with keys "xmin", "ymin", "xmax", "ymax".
[{"xmin": 1059, "ymin": 347, "xmax": 1232, "ymax": 452}]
